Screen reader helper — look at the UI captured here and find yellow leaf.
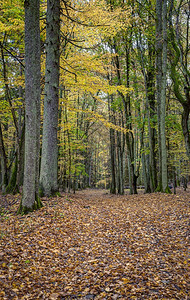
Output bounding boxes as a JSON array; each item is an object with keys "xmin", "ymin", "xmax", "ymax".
[{"xmin": 122, "ymin": 278, "xmax": 130, "ymax": 284}]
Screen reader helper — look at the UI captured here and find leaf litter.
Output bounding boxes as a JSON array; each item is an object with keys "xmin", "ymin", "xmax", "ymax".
[{"xmin": 0, "ymin": 189, "xmax": 189, "ymax": 299}]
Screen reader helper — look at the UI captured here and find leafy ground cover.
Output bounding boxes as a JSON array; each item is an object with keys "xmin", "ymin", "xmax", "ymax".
[{"xmin": 0, "ymin": 189, "xmax": 189, "ymax": 299}]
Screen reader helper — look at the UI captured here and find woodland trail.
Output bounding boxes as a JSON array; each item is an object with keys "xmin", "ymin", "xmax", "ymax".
[{"xmin": 0, "ymin": 189, "xmax": 189, "ymax": 299}]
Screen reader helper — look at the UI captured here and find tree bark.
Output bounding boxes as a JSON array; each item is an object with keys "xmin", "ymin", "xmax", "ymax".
[
  {"xmin": 181, "ymin": 102, "xmax": 190, "ymax": 158},
  {"xmin": 155, "ymin": 0, "xmax": 163, "ymax": 191},
  {"xmin": 40, "ymin": 0, "xmax": 60, "ymax": 196},
  {"xmin": 147, "ymin": 47, "xmax": 157, "ymax": 191},
  {"xmin": 18, "ymin": 0, "xmax": 42, "ymax": 214},
  {"xmin": 116, "ymin": 115, "xmax": 124, "ymax": 195},
  {"xmin": 160, "ymin": 0, "xmax": 169, "ymax": 192},
  {"xmin": 108, "ymin": 94, "xmax": 116, "ymax": 194},
  {"xmin": 0, "ymin": 122, "xmax": 8, "ymax": 193},
  {"xmin": 156, "ymin": 0, "xmax": 170, "ymax": 193}
]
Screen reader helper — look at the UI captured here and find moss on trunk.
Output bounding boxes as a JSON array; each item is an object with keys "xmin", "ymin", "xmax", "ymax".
[
  {"xmin": 155, "ymin": 183, "xmax": 163, "ymax": 192},
  {"xmin": 164, "ymin": 186, "xmax": 172, "ymax": 194},
  {"xmin": 17, "ymin": 194, "xmax": 43, "ymax": 215}
]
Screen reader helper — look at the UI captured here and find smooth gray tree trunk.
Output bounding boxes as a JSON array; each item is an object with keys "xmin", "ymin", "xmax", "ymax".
[
  {"xmin": 40, "ymin": 0, "xmax": 60, "ymax": 196},
  {"xmin": 18, "ymin": 0, "xmax": 42, "ymax": 213}
]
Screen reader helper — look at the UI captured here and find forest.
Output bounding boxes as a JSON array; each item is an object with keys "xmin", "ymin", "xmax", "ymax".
[
  {"xmin": 0, "ymin": 0, "xmax": 189, "ymax": 209},
  {"xmin": 0, "ymin": 0, "xmax": 189, "ymax": 299}
]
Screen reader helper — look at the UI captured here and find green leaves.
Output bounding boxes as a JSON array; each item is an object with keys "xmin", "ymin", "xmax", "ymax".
[{"xmin": 0, "ymin": 0, "xmax": 24, "ymax": 37}]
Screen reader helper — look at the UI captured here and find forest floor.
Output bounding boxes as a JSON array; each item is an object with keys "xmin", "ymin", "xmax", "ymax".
[{"xmin": 0, "ymin": 188, "xmax": 189, "ymax": 299}]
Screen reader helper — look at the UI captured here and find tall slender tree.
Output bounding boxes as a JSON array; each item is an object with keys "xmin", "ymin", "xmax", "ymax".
[
  {"xmin": 18, "ymin": 0, "xmax": 42, "ymax": 213},
  {"xmin": 40, "ymin": 0, "xmax": 60, "ymax": 196},
  {"xmin": 0, "ymin": 122, "xmax": 8, "ymax": 193},
  {"xmin": 160, "ymin": 0, "xmax": 169, "ymax": 192},
  {"xmin": 155, "ymin": 0, "xmax": 170, "ymax": 192}
]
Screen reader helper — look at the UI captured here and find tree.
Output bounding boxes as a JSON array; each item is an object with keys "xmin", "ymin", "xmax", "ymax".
[
  {"xmin": 18, "ymin": 0, "xmax": 42, "ymax": 214},
  {"xmin": 168, "ymin": 0, "xmax": 190, "ymax": 160},
  {"xmin": 0, "ymin": 122, "xmax": 8, "ymax": 193},
  {"xmin": 40, "ymin": 0, "xmax": 60, "ymax": 197},
  {"xmin": 155, "ymin": 0, "xmax": 170, "ymax": 193},
  {"xmin": 108, "ymin": 93, "xmax": 117, "ymax": 194}
]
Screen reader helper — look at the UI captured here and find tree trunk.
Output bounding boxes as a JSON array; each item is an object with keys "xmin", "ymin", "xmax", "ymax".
[
  {"xmin": 160, "ymin": 0, "xmax": 169, "ymax": 192},
  {"xmin": 108, "ymin": 94, "xmax": 116, "ymax": 194},
  {"xmin": 0, "ymin": 122, "xmax": 8, "ymax": 193},
  {"xmin": 182, "ymin": 102, "xmax": 190, "ymax": 159},
  {"xmin": 147, "ymin": 47, "xmax": 157, "ymax": 191},
  {"xmin": 156, "ymin": 0, "xmax": 170, "ymax": 193},
  {"xmin": 40, "ymin": 0, "xmax": 60, "ymax": 196},
  {"xmin": 155, "ymin": 0, "xmax": 163, "ymax": 191},
  {"xmin": 116, "ymin": 118, "xmax": 124, "ymax": 195},
  {"xmin": 18, "ymin": 0, "xmax": 42, "ymax": 214}
]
